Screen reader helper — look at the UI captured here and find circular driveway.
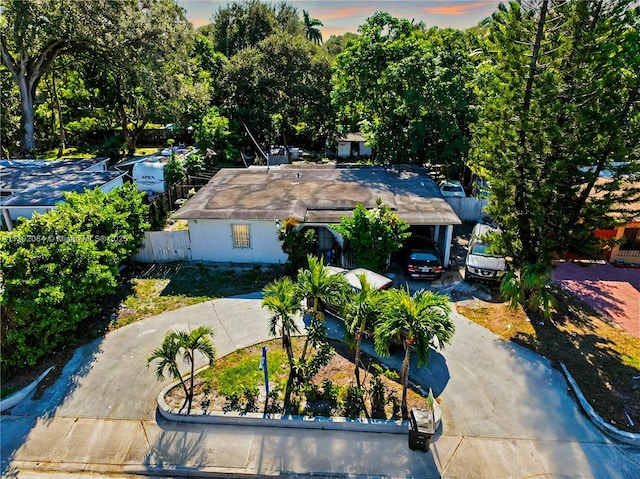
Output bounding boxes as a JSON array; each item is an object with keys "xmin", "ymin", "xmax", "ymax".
[{"xmin": 3, "ymin": 290, "xmax": 640, "ymax": 478}]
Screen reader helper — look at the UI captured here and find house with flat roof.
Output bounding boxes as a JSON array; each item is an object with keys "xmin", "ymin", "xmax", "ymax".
[
  {"xmin": 172, "ymin": 164, "xmax": 462, "ymax": 266},
  {"xmin": 0, "ymin": 158, "xmax": 125, "ymax": 230}
]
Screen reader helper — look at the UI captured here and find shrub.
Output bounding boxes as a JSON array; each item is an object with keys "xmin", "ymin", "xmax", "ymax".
[{"xmin": 0, "ymin": 184, "xmax": 149, "ymax": 376}]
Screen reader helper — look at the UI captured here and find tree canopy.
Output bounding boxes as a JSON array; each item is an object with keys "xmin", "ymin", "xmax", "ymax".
[
  {"xmin": 469, "ymin": 0, "xmax": 640, "ymax": 312},
  {"xmin": 331, "ymin": 12, "xmax": 477, "ymax": 171}
]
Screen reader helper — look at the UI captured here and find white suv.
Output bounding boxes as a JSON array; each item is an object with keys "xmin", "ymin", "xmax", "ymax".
[{"xmin": 465, "ymin": 221, "xmax": 507, "ymax": 282}]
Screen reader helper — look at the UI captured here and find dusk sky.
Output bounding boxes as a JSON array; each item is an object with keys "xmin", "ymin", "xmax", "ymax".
[{"xmin": 177, "ymin": 1, "xmax": 503, "ymax": 36}]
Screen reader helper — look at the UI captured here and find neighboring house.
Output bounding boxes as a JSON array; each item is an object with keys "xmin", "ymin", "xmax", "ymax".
[
  {"xmin": 171, "ymin": 164, "xmax": 462, "ymax": 266},
  {"xmin": 580, "ymin": 178, "xmax": 640, "ymax": 266},
  {"xmin": 0, "ymin": 158, "xmax": 125, "ymax": 231},
  {"xmin": 337, "ymin": 133, "xmax": 372, "ymax": 159}
]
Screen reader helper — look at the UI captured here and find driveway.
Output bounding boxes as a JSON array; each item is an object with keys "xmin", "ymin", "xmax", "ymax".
[
  {"xmin": 553, "ymin": 261, "xmax": 640, "ymax": 337},
  {"xmin": 3, "ymin": 289, "xmax": 640, "ymax": 478}
]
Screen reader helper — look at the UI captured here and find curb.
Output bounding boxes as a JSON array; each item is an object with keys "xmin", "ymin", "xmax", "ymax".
[
  {"xmin": 0, "ymin": 366, "xmax": 54, "ymax": 413},
  {"xmin": 560, "ymin": 362, "xmax": 640, "ymax": 447},
  {"xmin": 156, "ymin": 372, "xmax": 443, "ymax": 434}
]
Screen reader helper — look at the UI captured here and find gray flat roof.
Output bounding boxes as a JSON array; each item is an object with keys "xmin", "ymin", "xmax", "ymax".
[
  {"xmin": 0, "ymin": 157, "xmax": 109, "ymax": 190},
  {"xmin": 0, "ymin": 170, "xmax": 125, "ymax": 207},
  {"xmin": 172, "ymin": 164, "xmax": 461, "ymax": 226}
]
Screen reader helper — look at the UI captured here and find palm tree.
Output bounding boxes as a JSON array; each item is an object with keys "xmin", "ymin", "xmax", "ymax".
[
  {"xmin": 374, "ymin": 286, "xmax": 455, "ymax": 419},
  {"xmin": 262, "ymin": 276, "xmax": 304, "ymax": 412},
  {"xmin": 341, "ymin": 273, "xmax": 383, "ymax": 389},
  {"xmin": 147, "ymin": 331, "xmax": 190, "ymax": 409},
  {"xmin": 176, "ymin": 325, "xmax": 216, "ymax": 414},
  {"xmin": 262, "ymin": 276, "xmax": 303, "ymax": 370},
  {"xmin": 296, "ymin": 255, "xmax": 349, "ymax": 360},
  {"xmin": 303, "ymin": 10, "xmax": 323, "ymax": 44}
]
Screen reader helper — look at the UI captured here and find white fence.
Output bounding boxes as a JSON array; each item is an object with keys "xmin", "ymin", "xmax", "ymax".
[
  {"xmin": 133, "ymin": 230, "xmax": 192, "ymax": 263},
  {"xmin": 444, "ymin": 197, "xmax": 489, "ymax": 223}
]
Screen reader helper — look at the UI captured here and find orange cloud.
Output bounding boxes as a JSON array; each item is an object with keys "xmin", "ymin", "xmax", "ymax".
[
  {"xmin": 319, "ymin": 6, "xmax": 374, "ymax": 21},
  {"xmin": 423, "ymin": 1, "xmax": 494, "ymax": 15}
]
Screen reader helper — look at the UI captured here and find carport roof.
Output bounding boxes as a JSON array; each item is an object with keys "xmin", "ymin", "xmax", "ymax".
[{"xmin": 172, "ymin": 164, "xmax": 461, "ymax": 226}]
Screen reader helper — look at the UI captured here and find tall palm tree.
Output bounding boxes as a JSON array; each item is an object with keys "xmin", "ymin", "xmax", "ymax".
[
  {"xmin": 262, "ymin": 276, "xmax": 304, "ymax": 412},
  {"xmin": 176, "ymin": 325, "xmax": 216, "ymax": 414},
  {"xmin": 147, "ymin": 331, "xmax": 190, "ymax": 408},
  {"xmin": 374, "ymin": 286, "xmax": 455, "ymax": 419},
  {"xmin": 303, "ymin": 10, "xmax": 323, "ymax": 44},
  {"xmin": 296, "ymin": 255, "xmax": 349, "ymax": 360},
  {"xmin": 341, "ymin": 273, "xmax": 384, "ymax": 389},
  {"xmin": 262, "ymin": 276, "xmax": 303, "ymax": 369}
]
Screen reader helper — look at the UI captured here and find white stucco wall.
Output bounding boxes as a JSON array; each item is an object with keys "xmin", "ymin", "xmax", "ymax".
[{"xmin": 188, "ymin": 219, "xmax": 288, "ymax": 264}]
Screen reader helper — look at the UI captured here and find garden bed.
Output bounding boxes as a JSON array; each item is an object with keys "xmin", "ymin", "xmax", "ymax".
[{"xmin": 163, "ymin": 338, "xmax": 433, "ymax": 422}]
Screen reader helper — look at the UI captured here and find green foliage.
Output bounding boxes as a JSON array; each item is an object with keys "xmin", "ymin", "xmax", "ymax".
[
  {"xmin": 469, "ymin": 0, "xmax": 640, "ymax": 310},
  {"xmin": 331, "ymin": 13, "xmax": 477, "ymax": 167},
  {"xmin": 1, "ymin": 184, "xmax": 149, "ymax": 375},
  {"xmin": 342, "ymin": 385, "xmax": 365, "ymax": 419},
  {"xmin": 278, "ymin": 218, "xmax": 317, "ymax": 274},
  {"xmin": 148, "ymin": 325, "xmax": 216, "ymax": 414},
  {"xmin": 333, "ymin": 201, "xmax": 410, "ymax": 271},
  {"xmin": 302, "ymin": 10, "xmax": 323, "ymax": 45},
  {"xmin": 369, "ymin": 374, "xmax": 387, "ymax": 419},
  {"xmin": 193, "ymin": 107, "xmax": 237, "ymax": 162},
  {"xmin": 164, "ymin": 154, "xmax": 185, "ymax": 187},
  {"xmin": 222, "ymin": 32, "xmax": 334, "ymax": 144},
  {"xmin": 374, "ymin": 286, "xmax": 454, "ymax": 418},
  {"xmin": 209, "ymin": 0, "xmax": 302, "ymax": 57}
]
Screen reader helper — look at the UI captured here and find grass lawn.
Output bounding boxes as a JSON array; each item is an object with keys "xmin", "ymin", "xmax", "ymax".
[
  {"xmin": 109, "ymin": 261, "xmax": 286, "ymax": 329},
  {"xmin": 456, "ymin": 285, "xmax": 640, "ymax": 433}
]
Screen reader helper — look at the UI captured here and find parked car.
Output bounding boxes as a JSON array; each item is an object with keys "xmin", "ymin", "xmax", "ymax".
[
  {"xmin": 405, "ymin": 236, "xmax": 443, "ymax": 280},
  {"xmin": 319, "ymin": 266, "xmax": 394, "ymax": 317},
  {"xmin": 465, "ymin": 221, "xmax": 507, "ymax": 282},
  {"xmin": 440, "ymin": 180, "xmax": 466, "ymax": 198}
]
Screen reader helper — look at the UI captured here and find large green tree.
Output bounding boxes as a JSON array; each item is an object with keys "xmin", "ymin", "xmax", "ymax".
[
  {"xmin": 469, "ymin": 0, "xmax": 640, "ymax": 313},
  {"xmin": 374, "ymin": 287, "xmax": 454, "ymax": 419},
  {"xmin": 0, "ymin": 0, "xmax": 206, "ymax": 157},
  {"xmin": 223, "ymin": 32, "xmax": 334, "ymax": 145},
  {"xmin": 209, "ymin": 0, "xmax": 301, "ymax": 57},
  {"xmin": 331, "ymin": 12, "xmax": 476, "ymax": 170},
  {"xmin": 80, "ymin": 0, "xmax": 205, "ymax": 154}
]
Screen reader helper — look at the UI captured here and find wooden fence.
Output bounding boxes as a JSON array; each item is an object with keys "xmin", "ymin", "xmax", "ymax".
[
  {"xmin": 133, "ymin": 230, "xmax": 192, "ymax": 263},
  {"xmin": 444, "ymin": 197, "xmax": 490, "ymax": 223}
]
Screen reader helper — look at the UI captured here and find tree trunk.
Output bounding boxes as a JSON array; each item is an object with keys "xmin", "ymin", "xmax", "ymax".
[
  {"xmin": 515, "ymin": 0, "xmax": 549, "ymax": 264},
  {"xmin": 17, "ymin": 73, "xmax": 37, "ymax": 158},
  {"xmin": 51, "ymin": 69, "xmax": 66, "ymax": 157},
  {"xmin": 187, "ymin": 351, "xmax": 195, "ymax": 415},
  {"xmin": 401, "ymin": 343, "xmax": 411, "ymax": 420},
  {"xmin": 354, "ymin": 334, "xmax": 362, "ymax": 389}
]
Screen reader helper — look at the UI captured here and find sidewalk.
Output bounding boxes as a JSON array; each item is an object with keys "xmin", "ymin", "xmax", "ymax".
[{"xmin": 2, "ymin": 297, "xmax": 640, "ymax": 478}]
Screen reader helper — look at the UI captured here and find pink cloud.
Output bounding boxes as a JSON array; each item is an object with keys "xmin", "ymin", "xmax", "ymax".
[{"xmin": 423, "ymin": 1, "xmax": 494, "ymax": 15}]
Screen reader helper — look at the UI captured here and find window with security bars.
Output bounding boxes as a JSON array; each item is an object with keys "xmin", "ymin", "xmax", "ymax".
[{"xmin": 232, "ymin": 224, "xmax": 251, "ymax": 248}]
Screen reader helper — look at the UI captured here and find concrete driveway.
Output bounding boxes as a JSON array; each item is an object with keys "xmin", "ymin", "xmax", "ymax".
[{"xmin": 2, "ymin": 290, "xmax": 640, "ymax": 478}]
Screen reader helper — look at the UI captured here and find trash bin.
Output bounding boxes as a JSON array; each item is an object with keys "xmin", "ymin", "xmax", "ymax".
[{"xmin": 408, "ymin": 408, "xmax": 435, "ymax": 451}]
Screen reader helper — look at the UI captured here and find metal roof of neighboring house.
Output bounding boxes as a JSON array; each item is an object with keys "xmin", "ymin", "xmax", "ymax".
[
  {"xmin": 0, "ymin": 157, "xmax": 109, "ymax": 191},
  {"xmin": 0, "ymin": 170, "xmax": 125, "ymax": 207},
  {"xmin": 172, "ymin": 164, "xmax": 461, "ymax": 226}
]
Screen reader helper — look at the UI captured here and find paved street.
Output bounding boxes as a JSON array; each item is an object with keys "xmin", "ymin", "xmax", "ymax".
[{"xmin": 2, "ymin": 290, "xmax": 640, "ymax": 478}]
